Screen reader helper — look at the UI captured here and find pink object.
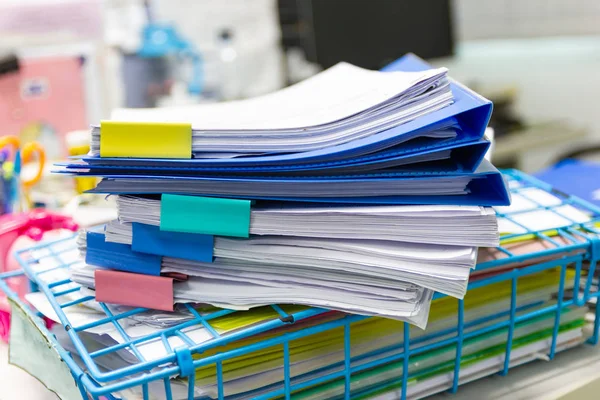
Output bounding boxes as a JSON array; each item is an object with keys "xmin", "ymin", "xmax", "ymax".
[
  {"xmin": 95, "ymin": 269, "xmax": 174, "ymax": 312},
  {"xmin": 0, "ymin": 310, "xmax": 9, "ymax": 342},
  {"xmin": 0, "ymin": 210, "xmax": 78, "ymax": 341},
  {"xmin": 0, "ymin": 56, "xmax": 87, "ymax": 158},
  {"xmin": 0, "ymin": 0, "xmax": 103, "ymax": 40}
]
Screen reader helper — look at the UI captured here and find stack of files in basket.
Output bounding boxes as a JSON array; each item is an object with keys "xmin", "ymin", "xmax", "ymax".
[
  {"xmin": 26, "ymin": 257, "xmax": 585, "ymax": 400},
  {"xmin": 59, "ymin": 53, "xmax": 509, "ymax": 330}
]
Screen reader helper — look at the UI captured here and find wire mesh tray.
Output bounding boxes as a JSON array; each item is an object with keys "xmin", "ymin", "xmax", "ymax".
[{"xmin": 4, "ymin": 169, "xmax": 600, "ymax": 400}]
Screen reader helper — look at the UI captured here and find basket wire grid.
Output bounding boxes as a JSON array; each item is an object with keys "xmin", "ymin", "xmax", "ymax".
[{"xmin": 2, "ymin": 169, "xmax": 600, "ymax": 399}]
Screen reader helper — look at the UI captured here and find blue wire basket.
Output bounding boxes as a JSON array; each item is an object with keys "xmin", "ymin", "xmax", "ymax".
[{"xmin": 2, "ymin": 169, "xmax": 600, "ymax": 400}]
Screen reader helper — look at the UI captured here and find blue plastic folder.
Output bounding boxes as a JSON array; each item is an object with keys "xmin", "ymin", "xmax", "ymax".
[
  {"xmin": 84, "ymin": 159, "xmax": 510, "ymax": 206},
  {"xmin": 63, "ymin": 138, "xmax": 490, "ymax": 175},
  {"xmin": 132, "ymin": 223, "xmax": 214, "ymax": 262},
  {"xmin": 85, "ymin": 232, "xmax": 162, "ymax": 276},
  {"xmin": 65, "ymin": 54, "xmax": 492, "ymax": 174},
  {"xmin": 535, "ymin": 159, "xmax": 600, "ymax": 209}
]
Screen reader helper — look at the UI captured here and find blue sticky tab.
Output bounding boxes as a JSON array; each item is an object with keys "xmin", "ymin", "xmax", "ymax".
[
  {"xmin": 85, "ymin": 232, "xmax": 162, "ymax": 276},
  {"xmin": 132, "ymin": 223, "xmax": 214, "ymax": 263}
]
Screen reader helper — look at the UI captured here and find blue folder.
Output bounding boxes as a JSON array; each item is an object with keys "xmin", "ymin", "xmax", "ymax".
[
  {"xmin": 68, "ymin": 54, "xmax": 492, "ymax": 174},
  {"xmin": 535, "ymin": 159, "xmax": 600, "ymax": 210},
  {"xmin": 64, "ymin": 138, "xmax": 490, "ymax": 175},
  {"xmin": 85, "ymin": 231, "xmax": 162, "ymax": 276},
  {"xmin": 82, "ymin": 159, "xmax": 510, "ymax": 206}
]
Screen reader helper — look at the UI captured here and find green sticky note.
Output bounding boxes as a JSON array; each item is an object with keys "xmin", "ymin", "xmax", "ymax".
[{"xmin": 161, "ymin": 194, "xmax": 251, "ymax": 238}]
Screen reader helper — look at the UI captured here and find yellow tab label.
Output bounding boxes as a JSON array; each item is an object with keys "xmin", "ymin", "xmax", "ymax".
[{"xmin": 100, "ymin": 120, "xmax": 192, "ymax": 159}]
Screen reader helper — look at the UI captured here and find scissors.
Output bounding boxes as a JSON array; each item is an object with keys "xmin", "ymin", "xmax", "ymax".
[{"xmin": 0, "ymin": 135, "xmax": 46, "ymax": 212}]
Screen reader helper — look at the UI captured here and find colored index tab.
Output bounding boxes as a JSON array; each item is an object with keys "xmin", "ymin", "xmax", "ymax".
[
  {"xmin": 132, "ymin": 222, "xmax": 214, "ymax": 263},
  {"xmin": 100, "ymin": 120, "xmax": 192, "ymax": 159},
  {"xmin": 95, "ymin": 269, "xmax": 174, "ymax": 311},
  {"xmin": 86, "ymin": 231, "xmax": 162, "ymax": 276},
  {"xmin": 161, "ymin": 194, "xmax": 251, "ymax": 238}
]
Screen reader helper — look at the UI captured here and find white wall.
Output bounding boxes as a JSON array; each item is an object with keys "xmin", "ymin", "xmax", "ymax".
[{"xmin": 431, "ymin": 36, "xmax": 600, "ymax": 171}]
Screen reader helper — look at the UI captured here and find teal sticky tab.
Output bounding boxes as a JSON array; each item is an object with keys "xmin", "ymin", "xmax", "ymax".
[{"xmin": 160, "ymin": 194, "xmax": 251, "ymax": 238}]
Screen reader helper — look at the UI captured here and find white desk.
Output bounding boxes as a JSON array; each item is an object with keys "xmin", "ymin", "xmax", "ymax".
[
  {"xmin": 0, "ymin": 341, "xmax": 58, "ymax": 400},
  {"xmin": 429, "ymin": 343, "xmax": 600, "ymax": 400}
]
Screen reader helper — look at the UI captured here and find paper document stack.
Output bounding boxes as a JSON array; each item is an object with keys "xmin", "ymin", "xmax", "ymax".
[{"xmin": 59, "ymin": 54, "xmax": 509, "ymax": 329}]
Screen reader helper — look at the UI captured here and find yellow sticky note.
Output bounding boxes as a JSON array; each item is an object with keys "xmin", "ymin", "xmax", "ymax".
[{"xmin": 100, "ymin": 120, "xmax": 192, "ymax": 159}]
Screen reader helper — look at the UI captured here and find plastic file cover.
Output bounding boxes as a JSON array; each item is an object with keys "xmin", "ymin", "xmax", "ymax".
[
  {"xmin": 66, "ymin": 136, "xmax": 491, "ymax": 175},
  {"xmin": 132, "ymin": 223, "xmax": 214, "ymax": 263},
  {"xmin": 74, "ymin": 54, "xmax": 492, "ymax": 174},
  {"xmin": 113, "ymin": 197, "xmax": 500, "ymax": 247},
  {"xmin": 85, "ymin": 231, "xmax": 162, "ymax": 276},
  {"xmin": 83, "ymin": 159, "xmax": 511, "ymax": 206}
]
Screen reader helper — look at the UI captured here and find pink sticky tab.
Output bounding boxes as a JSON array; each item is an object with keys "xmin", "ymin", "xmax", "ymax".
[{"xmin": 95, "ymin": 270, "xmax": 174, "ymax": 311}]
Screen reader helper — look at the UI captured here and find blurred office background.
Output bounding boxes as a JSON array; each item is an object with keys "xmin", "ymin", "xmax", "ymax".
[{"xmin": 1, "ymin": 0, "xmax": 599, "ymax": 172}]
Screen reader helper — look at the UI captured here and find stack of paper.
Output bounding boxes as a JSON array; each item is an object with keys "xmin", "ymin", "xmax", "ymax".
[
  {"xmin": 94, "ymin": 62, "xmax": 454, "ymax": 156},
  {"xmin": 97, "ymin": 218, "xmax": 484, "ymax": 297},
  {"xmin": 58, "ymin": 55, "xmax": 508, "ymax": 205},
  {"xmin": 55, "ymin": 53, "xmax": 509, "ymax": 329},
  {"xmin": 115, "ymin": 196, "xmax": 499, "ymax": 246}
]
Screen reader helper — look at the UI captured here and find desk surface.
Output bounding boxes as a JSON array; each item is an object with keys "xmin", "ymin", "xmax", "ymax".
[{"xmin": 0, "ymin": 341, "xmax": 58, "ymax": 400}]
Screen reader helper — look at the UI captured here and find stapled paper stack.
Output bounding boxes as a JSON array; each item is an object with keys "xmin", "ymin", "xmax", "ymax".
[{"xmin": 59, "ymin": 54, "xmax": 510, "ymax": 329}]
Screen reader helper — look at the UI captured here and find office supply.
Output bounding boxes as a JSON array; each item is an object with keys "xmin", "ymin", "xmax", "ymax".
[
  {"xmin": 100, "ymin": 121, "xmax": 192, "ymax": 159},
  {"xmin": 132, "ymin": 223, "xmax": 214, "ymax": 263},
  {"xmin": 0, "ymin": 135, "xmax": 46, "ymax": 212},
  {"xmin": 95, "ymin": 269, "xmax": 174, "ymax": 312},
  {"xmin": 161, "ymin": 194, "xmax": 251, "ymax": 237},
  {"xmin": 83, "ymin": 231, "xmax": 162, "ymax": 276},
  {"xmin": 78, "ymin": 158, "xmax": 509, "ymax": 206},
  {"xmin": 114, "ymin": 196, "xmax": 499, "ymax": 246},
  {"xmin": 535, "ymin": 159, "xmax": 600, "ymax": 209}
]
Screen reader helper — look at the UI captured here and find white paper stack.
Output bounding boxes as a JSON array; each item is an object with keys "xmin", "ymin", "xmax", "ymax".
[
  {"xmin": 74, "ymin": 230, "xmax": 434, "ymax": 326},
  {"xmin": 115, "ymin": 196, "xmax": 499, "ymax": 246},
  {"xmin": 102, "ymin": 220, "xmax": 479, "ymax": 297},
  {"xmin": 91, "ymin": 63, "xmax": 451, "ymax": 156}
]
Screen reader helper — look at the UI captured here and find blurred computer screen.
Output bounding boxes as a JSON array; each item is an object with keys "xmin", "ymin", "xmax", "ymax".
[{"xmin": 279, "ymin": 0, "xmax": 454, "ymax": 70}]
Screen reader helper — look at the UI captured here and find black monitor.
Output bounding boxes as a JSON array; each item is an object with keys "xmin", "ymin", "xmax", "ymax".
[{"xmin": 279, "ymin": 0, "xmax": 454, "ymax": 70}]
